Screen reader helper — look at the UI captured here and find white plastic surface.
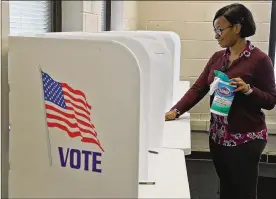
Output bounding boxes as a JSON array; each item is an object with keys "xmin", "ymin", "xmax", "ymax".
[
  {"xmin": 163, "ymin": 81, "xmax": 191, "ymax": 154},
  {"xmin": 139, "ymin": 148, "xmax": 190, "ymax": 199},
  {"xmin": 1, "ymin": 1, "xmax": 10, "ymax": 198},
  {"xmin": 162, "ymin": 113, "xmax": 191, "ymax": 155},
  {"xmin": 8, "ymin": 37, "xmax": 140, "ymax": 198},
  {"xmin": 136, "ymin": 31, "xmax": 181, "ymax": 107},
  {"xmin": 40, "ymin": 32, "xmax": 173, "ymax": 179},
  {"xmin": 109, "ymin": 30, "xmax": 180, "ymax": 109}
]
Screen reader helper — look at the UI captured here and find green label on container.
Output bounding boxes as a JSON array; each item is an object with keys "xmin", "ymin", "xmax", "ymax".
[{"xmin": 210, "ymin": 81, "xmax": 235, "ymax": 116}]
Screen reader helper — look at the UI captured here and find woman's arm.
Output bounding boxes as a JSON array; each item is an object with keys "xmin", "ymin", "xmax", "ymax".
[
  {"xmin": 171, "ymin": 52, "xmax": 218, "ymax": 115},
  {"xmin": 249, "ymin": 55, "xmax": 276, "ymax": 110}
]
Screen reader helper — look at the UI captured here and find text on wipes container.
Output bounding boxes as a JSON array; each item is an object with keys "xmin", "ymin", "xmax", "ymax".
[{"xmin": 216, "ymin": 87, "xmax": 233, "ymax": 97}]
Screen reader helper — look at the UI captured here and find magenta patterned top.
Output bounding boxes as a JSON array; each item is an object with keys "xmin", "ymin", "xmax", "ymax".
[
  {"xmin": 209, "ymin": 113, "xmax": 268, "ymax": 146},
  {"xmin": 209, "ymin": 41, "xmax": 268, "ymax": 147}
]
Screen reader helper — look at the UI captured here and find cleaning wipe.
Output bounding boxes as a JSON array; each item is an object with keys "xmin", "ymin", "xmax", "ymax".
[
  {"xmin": 210, "ymin": 70, "xmax": 236, "ymax": 116},
  {"xmin": 209, "ymin": 77, "xmax": 220, "ymax": 96}
]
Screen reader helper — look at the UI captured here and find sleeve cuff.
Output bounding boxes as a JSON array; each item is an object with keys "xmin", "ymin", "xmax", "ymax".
[
  {"xmin": 244, "ymin": 88, "xmax": 253, "ymax": 95},
  {"xmin": 172, "ymin": 108, "xmax": 181, "ymax": 118}
]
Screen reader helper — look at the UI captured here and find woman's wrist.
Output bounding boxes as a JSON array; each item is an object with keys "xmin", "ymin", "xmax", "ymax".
[
  {"xmin": 244, "ymin": 84, "xmax": 253, "ymax": 95},
  {"xmin": 173, "ymin": 108, "xmax": 181, "ymax": 117}
]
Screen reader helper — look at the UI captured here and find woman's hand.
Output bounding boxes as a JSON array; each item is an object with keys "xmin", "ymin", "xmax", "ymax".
[
  {"xmin": 230, "ymin": 77, "xmax": 249, "ymax": 93},
  {"xmin": 165, "ymin": 110, "xmax": 177, "ymax": 121}
]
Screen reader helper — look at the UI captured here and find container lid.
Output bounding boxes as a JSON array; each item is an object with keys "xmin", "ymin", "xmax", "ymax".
[{"xmin": 214, "ymin": 70, "xmax": 230, "ymax": 82}]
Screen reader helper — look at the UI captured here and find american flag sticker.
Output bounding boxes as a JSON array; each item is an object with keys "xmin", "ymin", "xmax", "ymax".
[{"xmin": 41, "ymin": 70, "xmax": 104, "ymax": 152}]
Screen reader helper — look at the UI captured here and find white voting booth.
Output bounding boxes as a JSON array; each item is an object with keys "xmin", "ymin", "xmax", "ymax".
[
  {"xmin": 44, "ymin": 30, "xmax": 182, "ymax": 111},
  {"xmin": 102, "ymin": 30, "xmax": 181, "ymax": 111},
  {"xmin": 126, "ymin": 30, "xmax": 183, "ymax": 104},
  {"xmin": 43, "ymin": 31, "xmax": 188, "ymax": 149},
  {"xmin": 42, "ymin": 32, "xmax": 171, "ymax": 148},
  {"xmin": 107, "ymin": 31, "xmax": 176, "ymax": 109},
  {"xmin": 37, "ymin": 32, "xmax": 172, "ymax": 183},
  {"xmin": 9, "ymin": 36, "xmax": 141, "ymax": 198},
  {"xmin": 8, "ymin": 32, "xmax": 191, "ymax": 198},
  {"xmin": 104, "ymin": 31, "xmax": 191, "ymax": 154}
]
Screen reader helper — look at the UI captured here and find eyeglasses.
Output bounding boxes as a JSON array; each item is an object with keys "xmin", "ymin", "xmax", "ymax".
[{"xmin": 214, "ymin": 25, "xmax": 233, "ymax": 36}]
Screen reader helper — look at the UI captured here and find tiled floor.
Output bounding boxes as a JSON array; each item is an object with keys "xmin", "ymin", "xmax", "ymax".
[{"xmin": 191, "ymin": 131, "xmax": 276, "ymax": 155}]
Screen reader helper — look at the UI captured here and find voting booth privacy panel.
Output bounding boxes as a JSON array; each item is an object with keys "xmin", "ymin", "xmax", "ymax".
[
  {"xmin": 43, "ymin": 31, "xmax": 175, "ymax": 148},
  {"xmin": 107, "ymin": 31, "xmax": 175, "ymax": 108},
  {"xmin": 101, "ymin": 30, "xmax": 182, "ymax": 111},
  {"xmin": 8, "ymin": 32, "xmax": 192, "ymax": 199},
  {"xmin": 39, "ymin": 32, "xmax": 174, "ymax": 181},
  {"xmin": 107, "ymin": 31, "xmax": 181, "ymax": 102},
  {"xmin": 136, "ymin": 30, "xmax": 181, "ymax": 100},
  {"xmin": 8, "ymin": 36, "xmax": 140, "ymax": 198},
  {"xmin": 45, "ymin": 30, "xmax": 181, "ymax": 110},
  {"xmin": 1, "ymin": 1, "xmax": 10, "ymax": 198}
]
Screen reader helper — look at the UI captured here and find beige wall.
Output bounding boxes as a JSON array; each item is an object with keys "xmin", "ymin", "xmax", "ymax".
[
  {"xmin": 62, "ymin": 1, "xmax": 103, "ymax": 32},
  {"xmin": 137, "ymin": 1, "xmax": 276, "ymax": 133},
  {"xmin": 62, "ymin": 1, "xmax": 138, "ymax": 32},
  {"xmin": 124, "ymin": 1, "xmax": 138, "ymax": 30}
]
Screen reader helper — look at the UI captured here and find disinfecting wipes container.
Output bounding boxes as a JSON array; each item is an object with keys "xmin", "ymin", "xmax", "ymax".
[{"xmin": 210, "ymin": 80, "xmax": 236, "ymax": 116}]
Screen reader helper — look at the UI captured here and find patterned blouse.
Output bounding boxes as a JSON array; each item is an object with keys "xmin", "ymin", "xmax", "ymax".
[{"xmin": 209, "ymin": 41, "xmax": 268, "ymax": 147}]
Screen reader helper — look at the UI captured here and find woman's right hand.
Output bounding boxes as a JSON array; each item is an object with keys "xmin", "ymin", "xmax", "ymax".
[{"xmin": 165, "ymin": 110, "xmax": 177, "ymax": 121}]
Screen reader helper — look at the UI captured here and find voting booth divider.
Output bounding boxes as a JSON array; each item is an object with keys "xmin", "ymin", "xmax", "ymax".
[
  {"xmin": 9, "ymin": 36, "xmax": 141, "ymax": 198},
  {"xmin": 135, "ymin": 30, "xmax": 182, "ymax": 103},
  {"xmin": 42, "ymin": 32, "xmax": 172, "ymax": 150},
  {"xmin": 37, "ymin": 32, "xmax": 174, "ymax": 182},
  {"xmin": 8, "ymin": 32, "xmax": 191, "ymax": 198},
  {"xmin": 44, "ymin": 30, "xmax": 181, "ymax": 111},
  {"xmin": 108, "ymin": 31, "xmax": 182, "ymax": 111},
  {"xmin": 1, "ymin": 1, "xmax": 10, "ymax": 198},
  {"xmin": 107, "ymin": 31, "xmax": 177, "ymax": 110},
  {"xmin": 108, "ymin": 31, "xmax": 182, "ymax": 106}
]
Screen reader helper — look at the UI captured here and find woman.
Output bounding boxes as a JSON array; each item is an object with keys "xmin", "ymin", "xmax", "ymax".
[{"xmin": 165, "ymin": 3, "xmax": 276, "ymax": 199}]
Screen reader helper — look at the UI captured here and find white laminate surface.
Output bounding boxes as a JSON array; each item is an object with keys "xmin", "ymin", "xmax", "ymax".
[
  {"xmin": 163, "ymin": 80, "xmax": 191, "ymax": 154},
  {"xmin": 138, "ymin": 80, "xmax": 191, "ymax": 198},
  {"xmin": 139, "ymin": 148, "xmax": 190, "ymax": 198},
  {"xmin": 162, "ymin": 113, "xmax": 191, "ymax": 155}
]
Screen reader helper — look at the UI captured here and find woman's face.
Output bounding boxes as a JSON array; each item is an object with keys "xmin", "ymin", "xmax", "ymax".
[{"xmin": 213, "ymin": 16, "xmax": 240, "ymax": 48}]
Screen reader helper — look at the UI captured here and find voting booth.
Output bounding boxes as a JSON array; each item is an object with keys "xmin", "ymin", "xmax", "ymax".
[
  {"xmin": 42, "ymin": 31, "xmax": 183, "ymax": 149},
  {"xmin": 9, "ymin": 36, "xmax": 141, "ymax": 198},
  {"xmin": 44, "ymin": 30, "xmax": 182, "ymax": 110},
  {"xmin": 34, "ymin": 32, "xmax": 173, "ymax": 182},
  {"xmin": 106, "ymin": 31, "xmax": 190, "ymax": 154},
  {"xmin": 104, "ymin": 32, "xmax": 190, "ymax": 154},
  {"xmin": 109, "ymin": 30, "xmax": 182, "ymax": 108},
  {"xmin": 8, "ymin": 32, "xmax": 191, "ymax": 198},
  {"xmin": 107, "ymin": 31, "xmax": 175, "ymax": 109},
  {"xmin": 143, "ymin": 31, "xmax": 182, "ymax": 106}
]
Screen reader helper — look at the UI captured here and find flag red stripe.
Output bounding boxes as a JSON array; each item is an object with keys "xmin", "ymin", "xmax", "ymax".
[
  {"xmin": 61, "ymin": 83, "xmax": 92, "ymax": 109},
  {"xmin": 81, "ymin": 137, "xmax": 104, "ymax": 152},
  {"xmin": 46, "ymin": 104, "xmax": 95, "ymax": 129},
  {"xmin": 66, "ymin": 106, "xmax": 91, "ymax": 123},
  {"xmin": 63, "ymin": 90, "xmax": 91, "ymax": 111},
  {"xmin": 65, "ymin": 99, "xmax": 90, "ymax": 116},
  {"xmin": 47, "ymin": 122, "xmax": 103, "ymax": 152},
  {"xmin": 67, "ymin": 105, "xmax": 97, "ymax": 135},
  {"xmin": 46, "ymin": 113, "xmax": 97, "ymax": 137},
  {"xmin": 47, "ymin": 122, "xmax": 82, "ymax": 138}
]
